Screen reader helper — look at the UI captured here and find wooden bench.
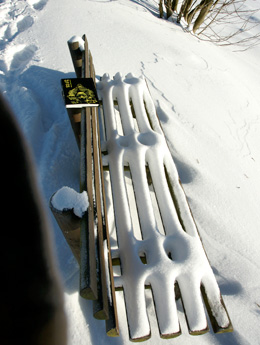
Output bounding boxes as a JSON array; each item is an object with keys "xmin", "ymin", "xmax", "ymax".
[{"xmin": 50, "ymin": 34, "xmax": 233, "ymax": 341}]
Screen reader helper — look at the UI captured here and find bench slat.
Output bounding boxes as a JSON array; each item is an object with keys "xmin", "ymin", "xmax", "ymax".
[
  {"xmin": 94, "ymin": 105, "xmax": 119, "ymax": 336},
  {"xmin": 92, "ymin": 106, "xmax": 109, "ymax": 320},
  {"xmin": 79, "ymin": 107, "xmax": 98, "ymax": 300}
]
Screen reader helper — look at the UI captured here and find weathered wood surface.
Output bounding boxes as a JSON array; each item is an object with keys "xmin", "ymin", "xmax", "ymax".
[
  {"xmin": 66, "ymin": 39, "xmax": 82, "ymax": 147},
  {"xmin": 49, "ymin": 197, "xmax": 81, "ymax": 263},
  {"xmin": 51, "ymin": 34, "xmax": 119, "ymax": 336},
  {"xmin": 74, "ymin": 35, "xmax": 118, "ymax": 336}
]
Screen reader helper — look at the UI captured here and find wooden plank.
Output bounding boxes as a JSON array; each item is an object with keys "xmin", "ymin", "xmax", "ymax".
[
  {"xmin": 67, "ymin": 39, "xmax": 82, "ymax": 78},
  {"xmin": 92, "ymin": 106, "xmax": 109, "ymax": 320},
  {"xmin": 81, "ymin": 34, "xmax": 105, "ymax": 311},
  {"xmin": 79, "ymin": 36, "xmax": 100, "ymax": 300},
  {"xmin": 95, "ymin": 106, "xmax": 119, "ymax": 336},
  {"xmin": 67, "ymin": 108, "xmax": 81, "ymax": 148},
  {"xmin": 81, "ymin": 34, "xmax": 119, "ymax": 333},
  {"xmin": 201, "ymin": 285, "xmax": 233, "ymax": 334},
  {"xmin": 66, "ymin": 37, "xmax": 83, "ymax": 146},
  {"xmin": 90, "ymin": 52, "xmax": 95, "ymax": 81},
  {"xmin": 79, "ymin": 107, "xmax": 98, "ymax": 300},
  {"xmin": 82, "ymin": 34, "xmax": 90, "ymax": 78},
  {"xmin": 78, "ymin": 36, "xmax": 98, "ymax": 299},
  {"xmin": 49, "ymin": 196, "xmax": 81, "ymax": 263},
  {"xmin": 65, "ymin": 36, "xmax": 97, "ymax": 145},
  {"xmin": 79, "ymin": 35, "xmax": 119, "ymax": 335}
]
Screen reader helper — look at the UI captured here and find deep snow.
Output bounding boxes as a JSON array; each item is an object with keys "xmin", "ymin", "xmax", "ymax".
[{"xmin": 1, "ymin": 0, "xmax": 260, "ymax": 344}]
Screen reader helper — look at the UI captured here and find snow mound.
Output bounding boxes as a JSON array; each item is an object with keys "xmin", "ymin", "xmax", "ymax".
[{"xmin": 51, "ymin": 186, "xmax": 89, "ymax": 218}]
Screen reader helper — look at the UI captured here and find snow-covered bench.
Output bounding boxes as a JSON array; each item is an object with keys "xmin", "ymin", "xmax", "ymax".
[{"xmin": 51, "ymin": 34, "xmax": 233, "ymax": 341}]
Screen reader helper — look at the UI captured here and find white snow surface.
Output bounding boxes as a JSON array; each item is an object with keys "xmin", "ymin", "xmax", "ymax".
[{"xmin": 1, "ymin": 0, "xmax": 260, "ymax": 344}]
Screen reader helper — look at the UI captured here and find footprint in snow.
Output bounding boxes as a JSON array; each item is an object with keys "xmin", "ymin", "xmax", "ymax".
[
  {"xmin": 17, "ymin": 15, "xmax": 35, "ymax": 33},
  {"xmin": 9, "ymin": 44, "xmax": 38, "ymax": 73},
  {"xmin": 4, "ymin": 15, "xmax": 35, "ymax": 42},
  {"xmin": 27, "ymin": 0, "xmax": 48, "ymax": 11},
  {"xmin": 0, "ymin": 0, "xmax": 48, "ymax": 43},
  {"xmin": 0, "ymin": 0, "xmax": 49, "ymax": 87}
]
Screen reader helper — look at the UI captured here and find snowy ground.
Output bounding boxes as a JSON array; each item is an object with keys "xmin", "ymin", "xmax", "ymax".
[{"xmin": 1, "ymin": 0, "xmax": 260, "ymax": 344}]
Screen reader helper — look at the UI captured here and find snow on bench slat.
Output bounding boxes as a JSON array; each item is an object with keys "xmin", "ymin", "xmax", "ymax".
[
  {"xmin": 51, "ymin": 186, "xmax": 89, "ymax": 218},
  {"xmin": 97, "ymin": 73, "xmax": 231, "ymax": 340}
]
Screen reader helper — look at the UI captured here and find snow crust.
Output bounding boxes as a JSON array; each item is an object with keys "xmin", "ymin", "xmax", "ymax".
[{"xmin": 51, "ymin": 186, "xmax": 89, "ymax": 218}]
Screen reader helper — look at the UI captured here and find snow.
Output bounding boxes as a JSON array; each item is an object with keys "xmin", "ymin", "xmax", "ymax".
[
  {"xmin": 68, "ymin": 35, "xmax": 85, "ymax": 52},
  {"xmin": 98, "ymin": 71, "xmax": 230, "ymax": 338},
  {"xmin": 51, "ymin": 186, "xmax": 89, "ymax": 218},
  {"xmin": 1, "ymin": 0, "xmax": 260, "ymax": 344}
]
